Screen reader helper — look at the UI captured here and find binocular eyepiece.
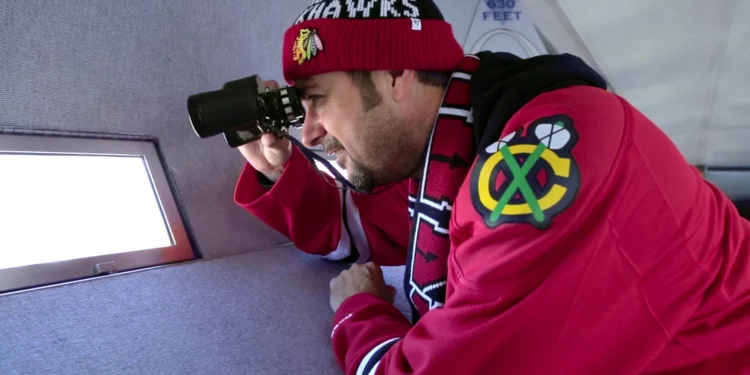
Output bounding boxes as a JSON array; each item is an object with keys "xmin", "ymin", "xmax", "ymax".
[{"xmin": 187, "ymin": 75, "xmax": 304, "ymax": 147}]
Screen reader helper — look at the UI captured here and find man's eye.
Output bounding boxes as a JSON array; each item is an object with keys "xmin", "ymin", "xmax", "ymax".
[{"xmin": 307, "ymin": 95, "xmax": 323, "ymax": 104}]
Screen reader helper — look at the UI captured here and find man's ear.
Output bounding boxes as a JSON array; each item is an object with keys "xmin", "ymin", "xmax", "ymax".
[{"xmin": 385, "ymin": 69, "xmax": 418, "ymax": 103}]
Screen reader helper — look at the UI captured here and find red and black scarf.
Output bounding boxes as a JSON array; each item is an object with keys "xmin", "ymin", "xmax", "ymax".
[{"xmin": 404, "ymin": 55, "xmax": 481, "ymax": 321}]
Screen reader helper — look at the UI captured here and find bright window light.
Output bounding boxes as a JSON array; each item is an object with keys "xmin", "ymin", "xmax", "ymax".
[{"xmin": 0, "ymin": 153, "xmax": 173, "ymax": 270}]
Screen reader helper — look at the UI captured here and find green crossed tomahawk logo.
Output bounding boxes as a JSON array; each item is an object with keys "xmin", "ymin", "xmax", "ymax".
[{"xmin": 470, "ymin": 115, "xmax": 581, "ymax": 230}]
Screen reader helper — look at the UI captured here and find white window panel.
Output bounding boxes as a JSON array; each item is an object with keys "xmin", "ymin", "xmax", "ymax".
[{"xmin": 0, "ymin": 133, "xmax": 195, "ymax": 293}]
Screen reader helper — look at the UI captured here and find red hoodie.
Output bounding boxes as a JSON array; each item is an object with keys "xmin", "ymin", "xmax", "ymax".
[{"xmin": 235, "ymin": 80, "xmax": 750, "ymax": 374}]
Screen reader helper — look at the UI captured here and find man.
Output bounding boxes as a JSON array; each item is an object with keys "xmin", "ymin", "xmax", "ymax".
[{"xmin": 234, "ymin": 0, "xmax": 750, "ymax": 374}]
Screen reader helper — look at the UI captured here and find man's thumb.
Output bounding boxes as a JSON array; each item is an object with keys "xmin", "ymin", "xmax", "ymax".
[
  {"xmin": 261, "ymin": 133, "xmax": 292, "ymax": 164},
  {"xmin": 261, "ymin": 133, "xmax": 289, "ymax": 151}
]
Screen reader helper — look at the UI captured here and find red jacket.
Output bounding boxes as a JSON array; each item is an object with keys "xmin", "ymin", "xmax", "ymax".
[{"xmin": 235, "ymin": 83, "xmax": 750, "ymax": 374}]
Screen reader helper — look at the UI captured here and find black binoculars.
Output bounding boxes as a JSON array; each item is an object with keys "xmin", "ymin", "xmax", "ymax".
[{"xmin": 187, "ymin": 75, "xmax": 305, "ymax": 147}]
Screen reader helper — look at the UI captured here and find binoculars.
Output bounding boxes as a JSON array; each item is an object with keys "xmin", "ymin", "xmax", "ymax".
[{"xmin": 187, "ymin": 75, "xmax": 304, "ymax": 147}]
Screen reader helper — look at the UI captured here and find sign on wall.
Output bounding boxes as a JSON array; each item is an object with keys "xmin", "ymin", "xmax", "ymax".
[{"xmin": 463, "ymin": 0, "xmax": 547, "ymax": 58}]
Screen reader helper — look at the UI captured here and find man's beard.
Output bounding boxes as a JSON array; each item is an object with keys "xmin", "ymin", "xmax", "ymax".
[
  {"xmin": 347, "ymin": 158, "xmax": 378, "ymax": 193},
  {"xmin": 321, "ymin": 136, "xmax": 378, "ymax": 193},
  {"xmin": 321, "ymin": 108, "xmax": 421, "ymax": 193}
]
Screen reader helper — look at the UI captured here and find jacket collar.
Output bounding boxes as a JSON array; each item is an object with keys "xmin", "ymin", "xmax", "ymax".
[{"xmin": 469, "ymin": 52, "xmax": 608, "ymax": 150}]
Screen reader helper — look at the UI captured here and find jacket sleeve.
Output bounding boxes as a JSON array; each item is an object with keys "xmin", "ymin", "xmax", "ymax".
[{"xmin": 234, "ymin": 145, "xmax": 409, "ymax": 266}]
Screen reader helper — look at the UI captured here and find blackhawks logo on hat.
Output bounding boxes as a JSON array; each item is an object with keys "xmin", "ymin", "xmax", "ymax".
[
  {"xmin": 470, "ymin": 115, "xmax": 581, "ymax": 230},
  {"xmin": 292, "ymin": 28, "xmax": 323, "ymax": 65}
]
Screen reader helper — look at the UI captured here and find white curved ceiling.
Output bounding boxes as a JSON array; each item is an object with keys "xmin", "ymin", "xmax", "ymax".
[{"xmin": 525, "ymin": 0, "xmax": 749, "ymax": 166}]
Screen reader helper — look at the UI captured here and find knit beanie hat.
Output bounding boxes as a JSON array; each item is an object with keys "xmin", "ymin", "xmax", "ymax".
[{"xmin": 282, "ymin": 0, "xmax": 465, "ymax": 83}]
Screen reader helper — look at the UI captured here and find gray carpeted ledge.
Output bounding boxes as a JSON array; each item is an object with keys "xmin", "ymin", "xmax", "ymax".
[{"xmin": 0, "ymin": 245, "xmax": 409, "ymax": 375}]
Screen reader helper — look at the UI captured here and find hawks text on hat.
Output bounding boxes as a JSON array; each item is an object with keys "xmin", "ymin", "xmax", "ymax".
[{"xmin": 295, "ymin": 0, "xmax": 421, "ymax": 24}]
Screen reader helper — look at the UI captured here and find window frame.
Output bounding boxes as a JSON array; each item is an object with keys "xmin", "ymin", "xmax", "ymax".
[{"xmin": 0, "ymin": 131, "xmax": 197, "ymax": 294}]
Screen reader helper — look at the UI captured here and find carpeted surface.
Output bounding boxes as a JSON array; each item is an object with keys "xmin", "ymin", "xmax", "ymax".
[{"xmin": 0, "ymin": 245, "xmax": 409, "ymax": 375}]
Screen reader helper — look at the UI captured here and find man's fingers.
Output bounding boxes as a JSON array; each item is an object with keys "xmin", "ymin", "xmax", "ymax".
[
  {"xmin": 260, "ymin": 133, "xmax": 281, "ymax": 147},
  {"xmin": 363, "ymin": 262, "xmax": 381, "ymax": 273},
  {"xmin": 261, "ymin": 133, "xmax": 291, "ymax": 151},
  {"xmin": 263, "ymin": 80, "xmax": 280, "ymax": 89},
  {"xmin": 364, "ymin": 261, "xmax": 385, "ymax": 280}
]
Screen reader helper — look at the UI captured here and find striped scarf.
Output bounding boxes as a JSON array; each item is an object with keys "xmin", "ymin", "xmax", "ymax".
[{"xmin": 405, "ymin": 55, "xmax": 481, "ymax": 322}]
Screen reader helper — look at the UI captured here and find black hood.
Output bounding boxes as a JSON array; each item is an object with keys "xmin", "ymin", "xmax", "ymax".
[{"xmin": 470, "ymin": 52, "xmax": 608, "ymax": 150}]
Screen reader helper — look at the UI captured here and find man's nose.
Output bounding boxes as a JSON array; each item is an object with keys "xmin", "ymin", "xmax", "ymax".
[{"xmin": 301, "ymin": 115, "xmax": 326, "ymax": 148}]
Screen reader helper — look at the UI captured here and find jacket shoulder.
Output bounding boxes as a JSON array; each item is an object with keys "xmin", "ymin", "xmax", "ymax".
[
  {"xmin": 510, "ymin": 86, "xmax": 626, "ymax": 129},
  {"xmin": 452, "ymin": 85, "xmax": 629, "ymax": 238}
]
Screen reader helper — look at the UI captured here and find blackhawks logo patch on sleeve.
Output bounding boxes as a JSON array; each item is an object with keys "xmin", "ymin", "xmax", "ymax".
[{"xmin": 470, "ymin": 114, "xmax": 580, "ymax": 230}]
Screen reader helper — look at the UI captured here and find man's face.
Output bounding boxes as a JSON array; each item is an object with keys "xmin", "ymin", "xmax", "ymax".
[{"xmin": 298, "ymin": 71, "xmax": 421, "ymax": 192}]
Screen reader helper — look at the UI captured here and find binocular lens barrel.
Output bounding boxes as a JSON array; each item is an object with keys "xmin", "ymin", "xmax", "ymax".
[
  {"xmin": 187, "ymin": 75, "xmax": 304, "ymax": 147},
  {"xmin": 187, "ymin": 86, "xmax": 261, "ymax": 139}
]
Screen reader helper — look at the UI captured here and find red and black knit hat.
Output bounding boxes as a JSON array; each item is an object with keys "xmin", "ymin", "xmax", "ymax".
[{"xmin": 282, "ymin": 0, "xmax": 465, "ymax": 84}]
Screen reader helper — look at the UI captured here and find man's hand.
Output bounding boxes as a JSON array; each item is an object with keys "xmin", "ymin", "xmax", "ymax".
[
  {"xmin": 329, "ymin": 262, "xmax": 397, "ymax": 313},
  {"xmin": 236, "ymin": 79, "xmax": 293, "ymax": 182}
]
